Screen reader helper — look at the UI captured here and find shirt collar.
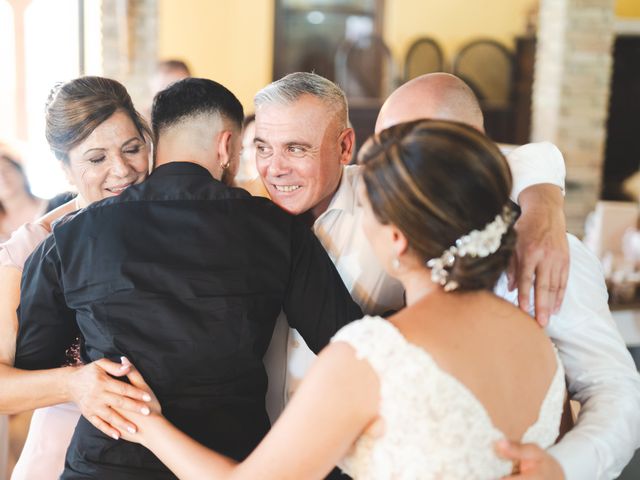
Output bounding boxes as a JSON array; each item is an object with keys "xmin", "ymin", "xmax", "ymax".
[
  {"xmin": 151, "ymin": 161, "xmax": 215, "ymax": 179},
  {"xmin": 319, "ymin": 165, "xmax": 358, "ymax": 220}
]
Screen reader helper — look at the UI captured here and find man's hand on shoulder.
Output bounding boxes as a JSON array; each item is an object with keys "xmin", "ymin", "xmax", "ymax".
[
  {"xmin": 509, "ymin": 184, "xmax": 569, "ymax": 327},
  {"xmin": 496, "ymin": 440, "xmax": 565, "ymax": 479}
]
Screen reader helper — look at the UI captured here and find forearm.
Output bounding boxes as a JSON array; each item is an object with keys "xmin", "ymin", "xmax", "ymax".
[
  {"xmin": 518, "ymin": 183, "xmax": 564, "ymax": 215},
  {"xmin": 142, "ymin": 415, "xmax": 237, "ymax": 480},
  {"xmin": 0, "ymin": 362, "xmax": 76, "ymax": 414},
  {"xmin": 548, "ymin": 371, "xmax": 640, "ymax": 480}
]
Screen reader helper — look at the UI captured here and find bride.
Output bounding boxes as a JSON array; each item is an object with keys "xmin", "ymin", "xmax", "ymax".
[{"xmin": 117, "ymin": 119, "xmax": 565, "ymax": 479}]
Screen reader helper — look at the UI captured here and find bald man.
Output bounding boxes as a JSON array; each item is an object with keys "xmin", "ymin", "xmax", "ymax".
[
  {"xmin": 374, "ymin": 73, "xmax": 640, "ymax": 480},
  {"xmin": 377, "ymin": 73, "xmax": 567, "ymax": 322}
]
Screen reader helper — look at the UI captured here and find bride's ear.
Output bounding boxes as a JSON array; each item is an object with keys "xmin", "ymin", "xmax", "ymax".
[{"xmin": 390, "ymin": 225, "xmax": 409, "ymax": 258}]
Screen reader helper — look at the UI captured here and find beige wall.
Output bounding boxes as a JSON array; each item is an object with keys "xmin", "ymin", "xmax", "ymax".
[
  {"xmin": 617, "ymin": 0, "xmax": 640, "ymax": 17},
  {"xmin": 384, "ymin": 0, "xmax": 536, "ymax": 68},
  {"xmin": 158, "ymin": 0, "xmax": 274, "ymax": 111},
  {"xmin": 159, "ymin": 0, "xmax": 640, "ymax": 110}
]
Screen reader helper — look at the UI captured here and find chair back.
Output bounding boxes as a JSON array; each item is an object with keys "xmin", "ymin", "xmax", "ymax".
[{"xmin": 404, "ymin": 36, "xmax": 445, "ymax": 81}]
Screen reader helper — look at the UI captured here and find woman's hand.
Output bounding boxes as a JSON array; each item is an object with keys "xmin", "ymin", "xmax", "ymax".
[
  {"xmin": 496, "ymin": 440, "xmax": 565, "ymax": 479},
  {"xmin": 66, "ymin": 357, "xmax": 154, "ymax": 439},
  {"xmin": 113, "ymin": 357, "xmax": 162, "ymax": 445}
]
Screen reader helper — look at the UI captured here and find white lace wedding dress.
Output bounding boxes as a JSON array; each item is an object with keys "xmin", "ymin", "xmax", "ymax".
[{"xmin": 332, "ymin": 316, "xmax": 565, "ymax": 480}]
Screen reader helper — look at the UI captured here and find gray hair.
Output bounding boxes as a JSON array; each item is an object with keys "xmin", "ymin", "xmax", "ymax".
[{"xmin": 254, "ymin": 72, "xmax": 348, "ymax": 129}]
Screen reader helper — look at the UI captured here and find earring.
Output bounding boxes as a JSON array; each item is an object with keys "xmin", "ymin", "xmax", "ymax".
[
  {"xmin": 392, "ymin": 257, "xmax": 401, "ymax": 270},
  {"xmin": 220, "ymin": 161, "xmax": 230, "ymax": 170}
]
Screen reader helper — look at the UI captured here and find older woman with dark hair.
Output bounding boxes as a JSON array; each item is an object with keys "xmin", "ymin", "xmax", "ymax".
[
  {"xmin": 0, "ymin": 143, "xmax": 46, "ymax": 242},
  {"xmin": 0, "ymin": 76, "xmax": 154, "ymax": 479}
]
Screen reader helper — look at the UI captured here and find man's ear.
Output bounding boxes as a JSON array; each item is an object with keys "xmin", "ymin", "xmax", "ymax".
[
  {"xmin": 217, "ymin": 130, "xmax": 233, "ymax": 170},
  {"xmin": 338, "ymin": 127, "xmax": 356, "ymax": 165}
]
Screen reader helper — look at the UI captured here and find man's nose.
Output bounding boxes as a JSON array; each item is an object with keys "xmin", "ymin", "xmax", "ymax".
[{"xmin": 267, "ymin": 151, "xmax": 289, "ymax": 176}]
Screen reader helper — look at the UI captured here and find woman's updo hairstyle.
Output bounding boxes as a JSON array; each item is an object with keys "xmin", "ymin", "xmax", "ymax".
[
  {"xmin": 45, "ymin": 76, "xmax": 151, "ymax": 164},
  {"xmin": 358, "ymin": 119, "xmax": 517, "ymax": 292}
]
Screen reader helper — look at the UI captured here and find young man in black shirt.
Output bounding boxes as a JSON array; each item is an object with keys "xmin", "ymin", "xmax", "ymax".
[{"xmin": 16, "ymin": 78, "xmax": 361, "ymax": 479}]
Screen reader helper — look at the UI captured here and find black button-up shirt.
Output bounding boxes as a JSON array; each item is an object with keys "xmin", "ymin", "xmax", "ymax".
[{"xmin": 16, "ymin": 162, "xmax": 362, "ymax": 479}]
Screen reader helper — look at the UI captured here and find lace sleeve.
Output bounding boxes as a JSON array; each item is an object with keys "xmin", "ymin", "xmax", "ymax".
[{"xmin": 331, "ymin": 316, "xmax": 406, "ymax": 378}]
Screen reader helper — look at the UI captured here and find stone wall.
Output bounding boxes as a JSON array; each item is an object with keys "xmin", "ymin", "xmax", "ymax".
[
  {"xmin": 101, "ymin": 0, "xmax": 157, "ymax": 113},
  {"xmin": 532, "ymin": 0, "xmax": 616, "ymax": 236}
]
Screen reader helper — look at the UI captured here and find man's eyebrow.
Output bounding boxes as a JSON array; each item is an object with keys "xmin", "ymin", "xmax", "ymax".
[
  {"xmin": 254, "ymin": 136, "xmax": 267, "ymax": 144},
  {"xmin": 286, "ymin": 141, "xmax": 312, "ymax": 148}
]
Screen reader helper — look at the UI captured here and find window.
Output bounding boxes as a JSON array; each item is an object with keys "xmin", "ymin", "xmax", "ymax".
[
  {"xmin": 1, "ymin": 0, "xmax": 102, "ymax": 198},
  {"xmin": 273, "ymin": 0, "xmax": 384, "ymax": 82}
]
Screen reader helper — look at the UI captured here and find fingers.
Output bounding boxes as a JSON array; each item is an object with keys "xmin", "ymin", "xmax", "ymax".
[
  {"xmin": 507, "ymin": 255, "xmax": 518, "ymax": 292},
  {"xmin": 107, "ymin": 374, "xmax": 152, "ymax": 403},
  {"xmin": 87, "ymin": 413, "xmax": 122, "ymax": 440},
  {"xmin": 103, "ymin": 390, "xmax": 150, "ymax": 416},
  {"xmin": 496, "ymin": 440, "xmax": 543, "ymax": 462},
  {"xmin": 125, "ymin": 365, "xmax": 151, "ymax": 392},
  {"xmin": 533, "ymin": 261, "xmax": 553, "ymax": 327},
  {"xmin": 496, "ymin": 439, "xmax": 523, "ymax": 461},
  {"xmin": 553, "ymin": 264, "xmax": 569, "ymax": 314},
  {"xmin": 94, "ymin": 357, "xmax": 131, "ymax": 377},
  {"xmin": 91, "ymin": 404, "xmax": 140, "ymax": 436},
  {"xmin": 516, "ymin": 258, "xmax": 536, "ymax": 314},
  {"xmin": 125, "ymin": 367, "xmax": 161, "ymax": 414}
]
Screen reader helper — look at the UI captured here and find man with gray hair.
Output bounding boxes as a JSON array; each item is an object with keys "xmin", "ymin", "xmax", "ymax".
[
  {"xmin": 257, "ymin": 72, "xmax": 640, "ymax": 479},
  {"xmin": 254, "ymin": 72, "xmax": 566, "ymax": 321},
  {"xmin": 257, "ymin": 73, "xmax": 567, "ymax": 404}
]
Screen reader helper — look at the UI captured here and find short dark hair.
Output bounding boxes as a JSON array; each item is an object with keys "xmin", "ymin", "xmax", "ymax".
[{"xmin": 151, "ymin": 78, "xmax": 244, "ymax": 140}]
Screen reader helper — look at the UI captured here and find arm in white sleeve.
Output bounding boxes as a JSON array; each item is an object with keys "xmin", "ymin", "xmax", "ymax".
[
  {"xmin": 545, "ymin": 234, "xmax": 640, "ymax": 480},
  {"xmin": 504, "ymin": 142, "xmax": 566, "ymax": 204}
]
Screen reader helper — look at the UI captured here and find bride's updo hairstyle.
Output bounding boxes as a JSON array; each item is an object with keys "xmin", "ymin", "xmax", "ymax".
[{"xmin": 358, "ymin": 119, "xmax": 516, "ymax": 291}]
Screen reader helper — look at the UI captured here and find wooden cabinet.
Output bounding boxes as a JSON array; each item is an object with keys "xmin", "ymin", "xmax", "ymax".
[
  {"xmin": 512, "ymin": 35, "xmax": 536, "ymax": 145},
  {"xmin": 602, "ymin": 35, "xmax": 640, "ymax": 200}
]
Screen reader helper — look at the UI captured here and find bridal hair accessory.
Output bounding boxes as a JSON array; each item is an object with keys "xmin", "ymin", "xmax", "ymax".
[{"xmin": 426, "ymin": 205, "xmax": 516, "ymax": 292}]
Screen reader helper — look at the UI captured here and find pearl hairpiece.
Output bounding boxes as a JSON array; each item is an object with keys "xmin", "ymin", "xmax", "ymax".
[{"xmin": 426, "ymin": 206, "xmax": 516, "ymax": 292}]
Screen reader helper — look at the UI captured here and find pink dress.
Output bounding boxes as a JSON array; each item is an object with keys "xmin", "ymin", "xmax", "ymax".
[{"xmin": 0, "ymin": 223, "xmax": 81, "ymax": 480}]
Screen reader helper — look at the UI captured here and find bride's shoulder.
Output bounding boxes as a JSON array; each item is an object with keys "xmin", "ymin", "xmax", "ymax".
[
  {"xmin": 331, "ymin": 316, "xmax": 408, "ymax": 367},
  {"xmin": 332, "ymin": 316, "xmax": 401, "ymax": 344}
]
